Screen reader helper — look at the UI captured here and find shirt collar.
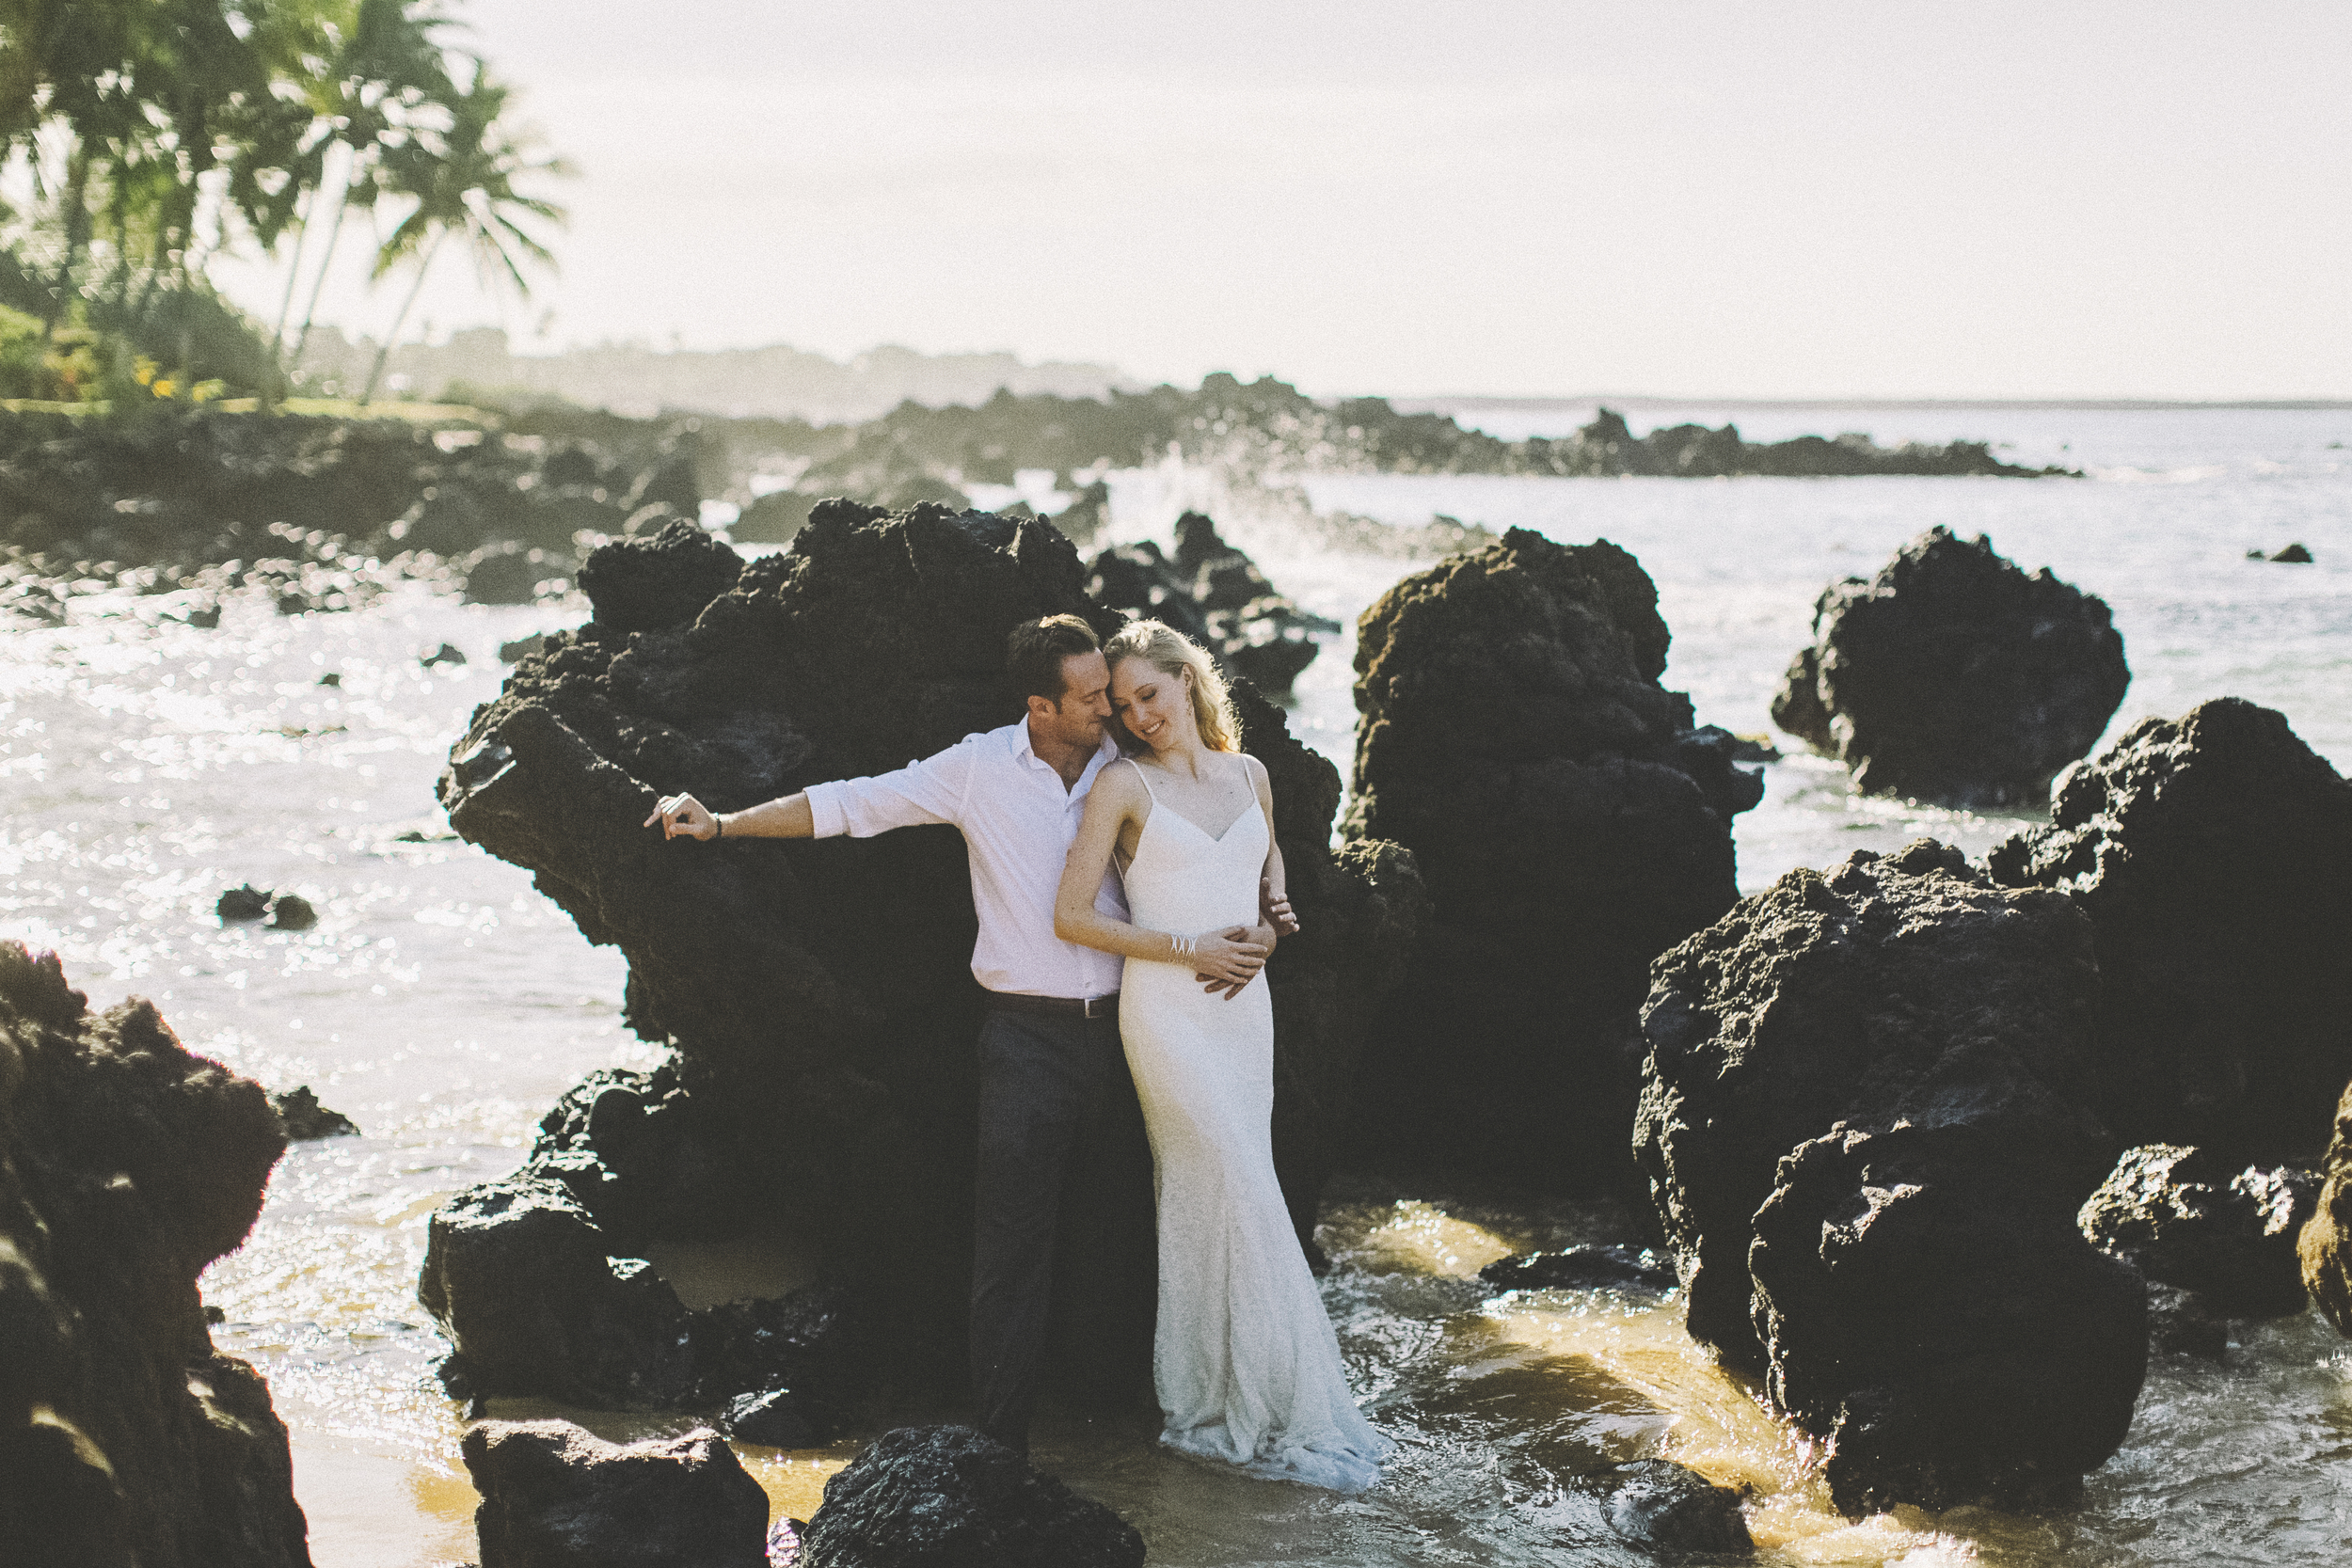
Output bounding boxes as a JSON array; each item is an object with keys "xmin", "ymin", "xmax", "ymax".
[{"xmin": 1010, "ymin": 718, "xmax": 1120, "ymax": 782}]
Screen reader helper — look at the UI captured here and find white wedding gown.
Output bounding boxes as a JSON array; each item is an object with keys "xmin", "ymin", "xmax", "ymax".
[{"xmin": 1118, "ymin": 762, "xmax": 1391, "ymax": 1492}]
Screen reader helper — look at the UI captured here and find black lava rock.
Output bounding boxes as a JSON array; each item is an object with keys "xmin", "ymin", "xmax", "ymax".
[
  {"xmin": 270, "ymin": 1085, "xmax": 358, "ymax": 1139},
  {"xmin": 578, "ymin": 517, "xmax": 742, "ymax": 634},
  {"xmin": 417, "ymin": 1177, "xmax": 698, "ymax": 1409},
  {"xmin": 462, "ymin": 1418, "xmax": 769, "ymax": 1568},
  {"xmin": 265, "ymin": 894, "xmax": 316, "ymax": 931},
  {"xmin": 1632, "ymin": 841, "xmax": 2141, "ymax": 1514},
  {"xmin": 1772, "ymin": 528, "xmax": 2129, "ymax": 808},
  {"xmin": 1480, "ymin": 1243, "xmax": 1678, "ymax": 1294},
  {"xmin": 0, "ymin": 942, "xmax": 308, "ymax": 1565},
  {"xmin": 421, "ymin": 641, "xmax": 468, "ymax": 668},
  {"xmin": 2267, "ymin": 543, "xmax": 2314, "ymax": 563},
  {"xmin": 723, "ymin": 1387, "xmax": 815, "ymax": 1449},
  {"xmin": 1988, "ymin": 698, "xmax": 2352, "ymax": 1164},
  {"xmin": 799, "ymin": 1425, "xmax": 1143, "ymax": 1568},
  {"xmin": 215, "ymin": 884, "xmax": 273, "ymax": 921},
  {"xmin": 430, "ymin": 500, "xmax": 1422, "ymax": 1409},
  {"xmin": 1594, "ymin": 1459, "xmax": 1753, "ymax": 1555},
  {"xmin": 1348, "ymin": 527, "xmax": 1761, "ymax": 1191},
  {"xmin": 1750, "ymin": 1121, "xmax": 2146, "ymax": 1515},
  {"xmin": 1084, "ymin": 512, "xmax": 1338, "ymax": 699},
  {"xmin": 2079, "ymin": 1144, "xmax": 2316, "ymax": 1318}
]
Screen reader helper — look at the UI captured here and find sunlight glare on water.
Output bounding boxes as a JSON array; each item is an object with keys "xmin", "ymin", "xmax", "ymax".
[{"xmin": 3, "ymin": 404, "xmax": 2350, "ymax": 1564}]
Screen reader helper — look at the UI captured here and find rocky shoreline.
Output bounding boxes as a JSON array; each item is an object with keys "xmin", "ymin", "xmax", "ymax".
[{"xmin": 6, "ymin": 410, "xmax": 2349, "ymax": 1560}]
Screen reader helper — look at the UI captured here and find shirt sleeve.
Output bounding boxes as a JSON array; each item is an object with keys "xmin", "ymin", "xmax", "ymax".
[{"xmin": 803, "ymin": 735, "xmax": 981, "ymax": 838}]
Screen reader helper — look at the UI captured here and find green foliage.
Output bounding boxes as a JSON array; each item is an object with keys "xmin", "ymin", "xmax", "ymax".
[
  {"xmin": 0, "ymin": 303, "xmax": 95, "ymax": 400},
  {"xmin": 0, "ymin": 0, "xmax": 565, "ymax": 407}
]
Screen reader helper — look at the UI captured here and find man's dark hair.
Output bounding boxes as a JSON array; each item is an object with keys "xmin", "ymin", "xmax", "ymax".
[{"xmin": 1006, "ymin": 614, "xmax": 1102, "ymax": 705}]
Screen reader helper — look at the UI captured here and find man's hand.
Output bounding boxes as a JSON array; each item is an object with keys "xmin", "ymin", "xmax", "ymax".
[
  {"xmin": 645, "ymin": 792, "xmax": 719, "ymax": 841},
  {"xmin": 1260, "ymin": 878, "xmax": 1299, "ymax": 937},
  {"xmin": 1199, "ymin": 923, "xmax": 1277, "ymax": 999}
]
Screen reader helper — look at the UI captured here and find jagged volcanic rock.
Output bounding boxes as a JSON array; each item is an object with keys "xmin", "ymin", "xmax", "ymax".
[
  {"xmin": 1631, "ymin": 841, "xmax": 2142, "ymax": 1513},
  {"xmin": 462, "ymin": 1418, "xmax": 769, "ymax": 1568},
  {"xmin": 0, "ymin": 942, "xmax": 310, "ymax": 1566},
  {"xmin": 1084, "ymin": 512, "xmax": 1339, "ymax": 698},
  {"xmin": 799, "ymin": 1425, "xmax": 1143, "ymax": 1568},
  {"xmin": 429, "ymin": 499, "xmax": 1422, "ymax": 1411},
  {"xmin": 1772, "ymin": 528, "xmax": 2129, "ymax": 807},
  {"xmin": 1987, "ymin": 698, "xmax": 2352, "ymax": 1164},
  {"xmin": 1633, "ymin": 840, "xmax": 2114, "ymax": 1359},
  {"xmin": 1750, "ymin": 1121, "xmax": 2146, "ymax": 1515},
  {"xmin": 1343, "ymin": 527, "xmax": 1761, "ymax": 1189},
  {"xmin": 2078, "ymin": 1144, "xmax": 2316, "ymax": 1318}
]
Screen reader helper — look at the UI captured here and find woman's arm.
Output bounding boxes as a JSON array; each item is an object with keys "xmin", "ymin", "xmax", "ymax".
[
  {"xmin": 1248, "ymin": 753, "xmax": 1289, "ymax": 939},
  {"xmin": 1055, "ymin": 765, "xmax": 1267, "ymax": 989}
]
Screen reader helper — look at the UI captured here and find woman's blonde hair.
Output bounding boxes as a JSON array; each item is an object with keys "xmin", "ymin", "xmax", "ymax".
[{"xmin": 1103, "ymin": 619, "xmax": 1239, "ymax": 753}]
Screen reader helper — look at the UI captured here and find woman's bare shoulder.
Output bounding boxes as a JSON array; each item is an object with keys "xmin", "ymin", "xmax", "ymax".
[{"xmin": 1090, "ymin": 755, "xmax": 1151, "ymax": 806}]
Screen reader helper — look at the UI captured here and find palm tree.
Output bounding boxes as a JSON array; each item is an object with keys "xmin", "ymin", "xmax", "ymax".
[
  {"xmin": 283, "ymin": 0, "xmax": 459, "ymax": 375},
  {"xmin": 360, "ymin": 61, "xmax": 565, "ymax": 404}
]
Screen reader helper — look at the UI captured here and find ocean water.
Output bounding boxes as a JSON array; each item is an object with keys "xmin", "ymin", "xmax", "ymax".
[{"xmin": 2, "ymin": 405, "xmax": 2347, "ymax": 1565}]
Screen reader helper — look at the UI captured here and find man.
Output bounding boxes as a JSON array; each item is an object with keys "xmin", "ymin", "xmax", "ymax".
[{"xmin": 644, "ymin": 613, "xmax": 1290, "ymax": 1454}]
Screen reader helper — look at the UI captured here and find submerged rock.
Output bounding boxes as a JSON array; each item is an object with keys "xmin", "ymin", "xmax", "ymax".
[
  {"xmin": 1593, "ymin": 1459, "xmax": 1753, "ymax": 1556},
  {"xmin": 430, "ymin": 500, "xmax": 1421, "ymax": 1411},
  {"xmin": 1987, "ymin": 698, "xmax": 2352, "ymax": 1163},
  {"xmin": 1479, "ymin": 1243, "xmax": 1678, "ymax": 1295},
  {"xmin": 799, "ymin": 1424, "xmax": 1143, "ymax": 1568},
  {"xmin": 271, "ymin": 1085, "xmax": 358, "ymax": 1139},
  {"xmin": 267, "ymin": 893, "xmax": 317, "ymax": 930},
  {"xmin": 1772, "ymin": 528, "xmax": 2128, "ymax": 807},
  {"xmin": 2078, "ymin": 1144, "xmax": 2315, "ymax": 1318},
  {"xmin": 1346, "ymin": 527, "xmax": 1761, "ymax": 1189},
  {"xmin": 0, "ymin": 942, "xmax": 310, "ymax": 1565},
  {"xmin": 216, "ymin": 883, "xmax": 273, "ymax": 921},
  {"xmin": 1632, "ymin": 842, "xmax": 2141, "ymax": 1513},
  {"xmin": 462, "ymin": 1418, "xmax": 769, "ymax": 1568}
]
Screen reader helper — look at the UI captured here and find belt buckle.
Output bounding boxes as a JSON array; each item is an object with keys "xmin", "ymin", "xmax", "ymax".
[{"xmin": 1084, "ymin": 994, "xmax": 1114, "ymax": 1020}]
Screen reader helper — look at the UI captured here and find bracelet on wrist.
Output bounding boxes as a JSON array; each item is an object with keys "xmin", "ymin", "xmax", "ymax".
[{"xmin": 713, "ymin": 814, "xmax": 723, "ymax": 839}]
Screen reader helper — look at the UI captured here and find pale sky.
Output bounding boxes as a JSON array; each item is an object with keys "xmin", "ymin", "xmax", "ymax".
[{"xmin": 209, "ymin": 1, "xmax": 2352, "ymax": 400}]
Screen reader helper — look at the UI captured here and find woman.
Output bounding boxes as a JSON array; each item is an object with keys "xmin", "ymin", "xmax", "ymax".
[{"xmin": 1054, "ymin": 619, "xmax": 1391, "ymax": 1491}]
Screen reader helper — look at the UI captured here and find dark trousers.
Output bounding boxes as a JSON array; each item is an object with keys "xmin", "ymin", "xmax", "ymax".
[{"xmin": 969, "ymin": 1006, "xmax": 1127, "ymax": 1452}]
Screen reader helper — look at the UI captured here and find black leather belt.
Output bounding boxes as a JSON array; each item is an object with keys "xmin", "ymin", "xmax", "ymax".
[{"xmin": 986, "ymin": 991, "xmax": 1120, "ymax": 1020}]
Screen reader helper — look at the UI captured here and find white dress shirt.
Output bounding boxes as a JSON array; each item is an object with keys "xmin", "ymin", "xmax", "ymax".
[{"xmin": 804, "ymin": 720, "xmax": 1129, "ymax": 998}]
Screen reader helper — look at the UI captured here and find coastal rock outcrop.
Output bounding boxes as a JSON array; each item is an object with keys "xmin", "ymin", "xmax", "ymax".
[
  {"xmin": 1987, "ymin": 698, "xmax": 2352, "ymax": 1163},
  {"xmin": 1344, "ymin": 527, "xmax": 1762, "ymax": 1189},
  {"xmin": 0, "ymin": 405, "xmax": 714, "ymax": 587},
  {"xmin": 2078, "ymin": 1145, "xmax": 2315, "ymax": 1318},
  {"xmin": 1750, "ymin": 1121, "xmax": 2146, "ymax": 1514},
  {"xmin": 0, "ymin": 942, "xmax": 310, "ymax": 1566},
  {"xmin": 798, "ymin": 1425, "xmax": 1144, "ymax": 1568},
  {"xmin": 1632, "ymin": 842, "xmax": 2143, "ymax": 1513},
  {"xmin": 428, "ymin": 500, "xmax": 1422, "ymax": 1413},
  {"xmin": 1772, "ymin": 528, "xmax": 2129, "ymax": 807},
  {"xmin": 461, "ymin": 1418, "xmax": 770, "ymax": 1568},
  {"xmin": 1083, "ymin": 512, "xmax": 1339, "ymax": 697}
]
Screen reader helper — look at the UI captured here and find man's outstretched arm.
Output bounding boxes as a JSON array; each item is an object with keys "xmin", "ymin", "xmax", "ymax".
[
  {"xmin": 644, "ymin": 792, "xmax": 815, "ymax": 840},
  {"xmin": 645, "ymin": 737, "xmax": 977, "ymax": 844}
]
